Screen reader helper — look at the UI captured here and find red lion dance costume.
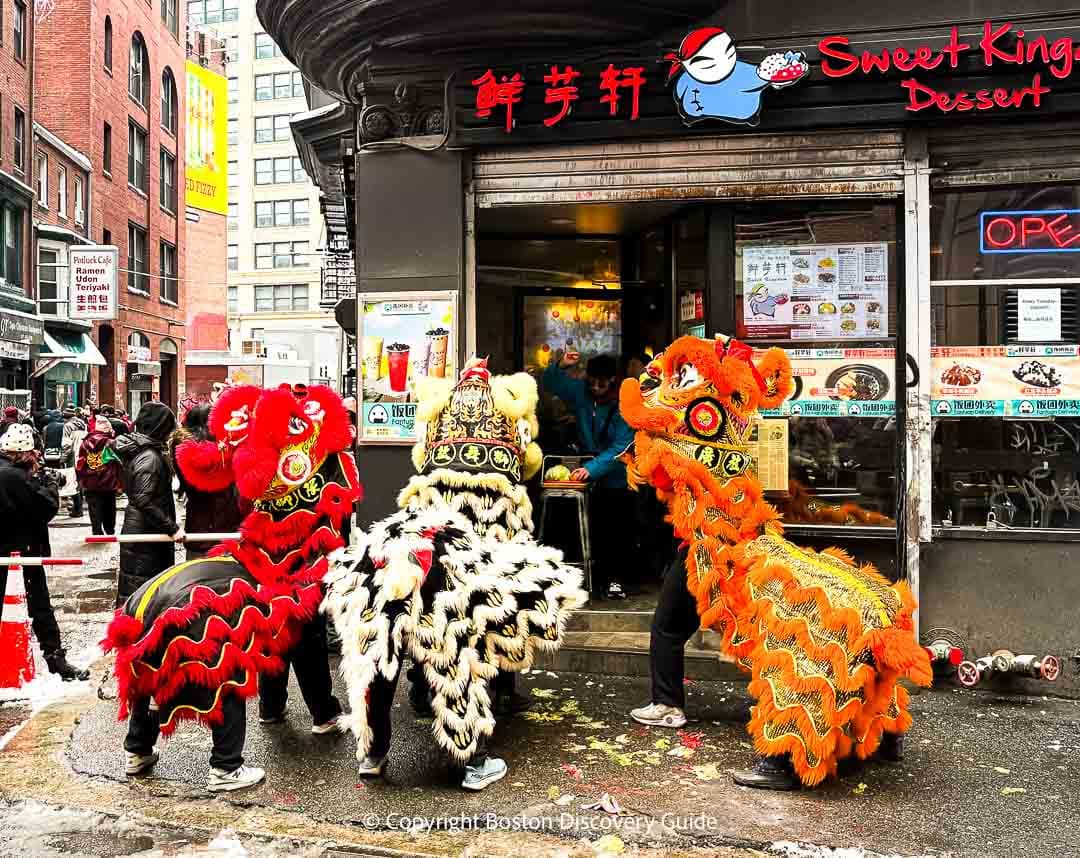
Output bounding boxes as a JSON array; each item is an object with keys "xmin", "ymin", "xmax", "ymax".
[
  {"xmin": 103, "ymin": 384, "xmax": 360, "ymax": 733},
  {"xmin": 621, "ymin": 336, "xmax": 931, "ymax": 787}
]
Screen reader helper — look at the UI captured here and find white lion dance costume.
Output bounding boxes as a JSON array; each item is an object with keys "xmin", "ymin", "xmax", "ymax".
[{"xmin": 324, "ymin": 360, "xmax": 586, "ymax": 767}]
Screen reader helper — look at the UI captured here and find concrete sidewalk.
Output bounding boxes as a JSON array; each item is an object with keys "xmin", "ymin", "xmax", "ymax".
[{"xmin": 30, "ymin": 663, "xmax": 1077, "ymax": 857}]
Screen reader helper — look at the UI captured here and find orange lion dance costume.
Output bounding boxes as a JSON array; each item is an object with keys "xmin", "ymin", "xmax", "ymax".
[{"xmin": 621, "ymin": 335, "xmax": 931, "ymax": 787}]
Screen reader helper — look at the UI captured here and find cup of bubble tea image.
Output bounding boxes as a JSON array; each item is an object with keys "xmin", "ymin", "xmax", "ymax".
[
  {"xmin": 386, "ymin": 342, "xmax": 411, "ymax": 393},
  {"xmin": 426, "ymin": 327, "xmax": 450, "ymax": 378},
  {"xmin": 362, "ymin": 335, "xmax": 383, "ymax": 380}
]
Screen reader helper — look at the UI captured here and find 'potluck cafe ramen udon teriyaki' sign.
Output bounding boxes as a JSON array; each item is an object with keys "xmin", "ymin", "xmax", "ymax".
[{"xmin": 468, "ymin": 20, "xmax": 1076, "ymax": 133}]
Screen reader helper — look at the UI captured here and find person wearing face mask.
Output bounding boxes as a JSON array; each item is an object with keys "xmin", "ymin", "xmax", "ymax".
[{"xmin": 543, "ymin": 350, "xmax": 636, "ymax": 599}]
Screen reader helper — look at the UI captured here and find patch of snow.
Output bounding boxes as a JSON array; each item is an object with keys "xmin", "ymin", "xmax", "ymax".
[{"xmin": 770, "ymin": 842, "xmax": 939, "ymax": 858}]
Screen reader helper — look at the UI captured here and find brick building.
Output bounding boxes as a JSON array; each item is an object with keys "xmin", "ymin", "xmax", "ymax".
[
  {"xmin": 0, "ymin": 0, "xmax": 40, "ymax": 408},
  {"xmin": 32, "ymin": 121, "xmax": 99, "ymax": 408},
  {"xmin": 35, "ymin": 0, "xmax": 187, "ymax": 416}
]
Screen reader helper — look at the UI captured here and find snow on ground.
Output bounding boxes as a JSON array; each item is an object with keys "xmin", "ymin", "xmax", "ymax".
[{"xmin": 770, "ymin": 842, "xmax": 940, "ymax": 858}]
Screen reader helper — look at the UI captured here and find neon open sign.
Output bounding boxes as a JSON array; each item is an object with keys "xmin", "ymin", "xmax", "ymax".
[{"xmin": 981, "ymin": 209, "xmax": 1080, "ymax": 253}]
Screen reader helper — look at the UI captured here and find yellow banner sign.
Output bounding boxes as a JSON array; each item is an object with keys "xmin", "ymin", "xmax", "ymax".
[{"xmin": 185, "ymin": 61, "xmax": 227, "ymax": 214}]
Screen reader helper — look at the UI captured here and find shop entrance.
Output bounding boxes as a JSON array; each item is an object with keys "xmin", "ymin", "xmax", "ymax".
[{"xmin": 475, "ymin": 198, "xmax": 904, "ymax": 632}]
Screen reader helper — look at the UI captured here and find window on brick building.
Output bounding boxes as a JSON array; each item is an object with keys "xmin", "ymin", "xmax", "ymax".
[
  {"xmin": 104, "ymin": 17, "xmax": 113, "ymax": 71},
  {"xmin": 255, "ymin": 284, "xmax": 308, "ymax": 312},
  {"xmin": 35, "ymin": 153, "xmax": 47, "ymax": 207},
  {"xmin": 103, "ymin": 122, "xmax": 112, "ymax": 175},
  {"xmin": 13, "ymin": 108, "xmax": 25, "ymax": 172},
  {"xmin": 129, "ymin": 34, "xmax": 149, "ymax": 107},
  {"xmin": 227, "ymin": 245, "xmax": 238, "ymax": 272},
  {"xmin": 161, "ymin": 69, "xmax": 178, "ymax": 135},
  {"xmin": 161, "ymin": 0, "xmax": 178, "ymax": 38},
  {"xmin": 128, "ymin": 223, "xmax": 149, "ymax": 293},
  {"xmin": 255, "ymin": 115, "xmax": 292, "ymax": 144},
  {"xmin": 128, "ymin": 121, "xmax": 148, "ymax": 192},
  {"xmin": 227, "ymin": 285, "xmax": 237, "ymax": 312},
  {"xmin": 103, "ymin": 227, "xmax": 111, "ymax": 246},
  {"xmin": 256, "ymin": 72, "xmax": 303, "ymax": 101},
  {"xmin": 58, "ymin": 166, "xmax": 67, "ymax": 218},
  {"xmin": 1, "ymin": 205, "xmax": 23, "ymax": 291},
  {"xmin": 74, "ymin": 177, "xmax": 84, "ymax": 225},
  {"xmin": 38, "ymin": 248, "xmax": 59, "ymax": 317},
  {"xmin": 256, "ymin": 198, "xmax": 308, "ymax": 228},
  {"xmin": 255, "ymin": 33, "xmax": 281, "ymax": 59},
  {"xmin": 160, "ymin": 148, "xmax": 177, "ymax": 213},
  {"xmin": 159, "ymin": 241, "xmax": 178, "ymax": 304},
  {"xmin": 13, "ymin": 1, "xmax": 26, "ymax": 64}
]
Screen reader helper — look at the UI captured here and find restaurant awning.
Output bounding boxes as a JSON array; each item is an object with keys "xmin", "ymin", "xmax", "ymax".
[{"xmin": 38, "ymin": 329, "xmax": 107, "ymax": 365}]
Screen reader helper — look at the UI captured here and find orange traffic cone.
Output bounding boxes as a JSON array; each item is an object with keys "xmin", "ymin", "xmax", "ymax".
[{"xmin": 0, "ymin": 553, "xmax": 36, "ymax": 688}]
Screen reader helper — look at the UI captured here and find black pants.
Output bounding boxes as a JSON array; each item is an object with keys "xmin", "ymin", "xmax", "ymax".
[
  {"xmin": 69, "ymin": 490, "xmax": 83, "ymax": 516},
  {"xmin": 649, "ymin": 548, "xmax": 699, "ymax": 710},
  {"xmin": 125, "ymin": 694, "xmax": 246, "ymax": 772},
  {"xmin": 590, "ymin": 486, "xmax": 636, "ymax": 593},
  {"xmin": 257, "ymin": 614, "xmax": 342, "ymax": 725},
  {"xmin": 369, "ymin": 665, "xmax": 489, "ymax": 765},
  {"xmin": 0, "ymin": 564, "xmax": 63, "ymax": 655},
  {"xmin": 85, "ymin": 491, "xmax": 117, "ymax": 536}
]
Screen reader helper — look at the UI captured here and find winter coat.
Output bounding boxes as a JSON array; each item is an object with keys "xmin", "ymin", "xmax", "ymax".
[
  {"xmin": 115, "ymin": 432, "xmax": 178, "ymax": 604},
  {"xmin": 0, "ymin": 455, "xmax": 59, "ymax": 556},
  {"xmin": 62, "ymin": 417, "xmax": 88, "ymax": 464},
  {"xmin": 76, "ymin": 432, "xmax": 123, "ymax": 493},
  {"xmin": 42, "ymin": 411, "xmax": 66, "ymax": 462}
]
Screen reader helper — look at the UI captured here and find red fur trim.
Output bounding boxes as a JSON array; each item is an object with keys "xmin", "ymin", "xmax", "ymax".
[
  {"xmin": 101, "ymin": 611, "xmax": 144, "ymax": 651},
  {"xmin": 175, "ymin": 438, "xmax": 235, "ymax": 493},
  {"xmin": 209, "ymin": 386, "xmax": 261, "ymax": 440}
]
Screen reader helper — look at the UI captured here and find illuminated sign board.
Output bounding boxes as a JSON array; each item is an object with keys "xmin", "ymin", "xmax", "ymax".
[
  {"xmin": 819, "ymin": 21, "xmax": 1072, "ymax": 114},
  {"xmin": 981, "ymin": 209, "xmax": 1080, "ymax": 253}
]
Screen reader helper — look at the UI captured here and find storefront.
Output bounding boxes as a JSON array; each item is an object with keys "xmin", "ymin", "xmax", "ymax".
[
  {"xmin": 264, "ymin": 1, "xmax": 1080, "ymax": 693},
  {"xmin": 34, "ymin": 323, "xmax": 107, "ymax": 409},
  {"xmin": 0, "ymin": 308, "xmax": 43, "ymax": 409}
]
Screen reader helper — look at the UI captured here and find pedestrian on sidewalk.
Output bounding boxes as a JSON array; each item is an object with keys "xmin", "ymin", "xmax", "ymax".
[
  {"xmin": 61, "ymin": 407, "xmax": 87, "ymax": 518},
  {"xmin": 168, "ymin": 404, "xmax": 245, "ymax": 562},
  {"xmin": 76, "ymin": 415, "xmax": 122, "ymax": 536},
  {"xmin": 0, "ymin": 424, "xmax": 89, "ymax": 680},
  {"xmin": 542, "ymin": 349, "xmax": 636, "ymax": 600},
  {"xmin": 0, "ymin": 405, "xmax": 20, "ymax": 438},
  {"xmin": 113, "ymin": 402, "xmax": 182, "ymax": 607}
]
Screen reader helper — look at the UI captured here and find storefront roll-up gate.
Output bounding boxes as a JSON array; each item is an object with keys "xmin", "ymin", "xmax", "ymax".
[
  {"xmin": 470, "ymin": 127, "xmax": 914, "ymax": 596},
  {"xmin": 471, "ymin": 129, "xmax": 906, "ymax": 207}
]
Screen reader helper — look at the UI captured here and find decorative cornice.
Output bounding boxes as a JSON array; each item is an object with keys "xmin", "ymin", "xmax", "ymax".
[{"xmin": 255, "ymin": 0, "xmax": 719, "ymax": 103}]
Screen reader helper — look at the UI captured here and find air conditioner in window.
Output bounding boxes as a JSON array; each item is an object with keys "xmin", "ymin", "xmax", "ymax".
[{"xmin": 241, "ymin": 339, "xmax": 266, "ymax": 358}]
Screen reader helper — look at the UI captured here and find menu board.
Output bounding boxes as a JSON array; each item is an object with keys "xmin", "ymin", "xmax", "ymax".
[
  {"xmin": 742, "ymin": 243, "xmax": 889, "ymax": 341},
  {"xmin": 359, "ymin": 294, "xmax": 456, "ymax": 443},
  {"xmin": 747, "ymin": 417, "xmax": 789, "ymax": 492},
  {"xmin": 932, "ymin": 345, "xmax": 1080, "ymax": 417},
  {"xmin": 757, "ymin": 348, "xmax": 896, "ymax": 418}
]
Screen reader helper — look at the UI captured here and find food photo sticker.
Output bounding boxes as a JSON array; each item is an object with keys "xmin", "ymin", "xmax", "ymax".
[{"xmin": 665, "ymin": 27, "xmax": 809, "ymax": 125}]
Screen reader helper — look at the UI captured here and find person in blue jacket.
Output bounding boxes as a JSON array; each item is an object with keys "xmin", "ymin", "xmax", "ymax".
[{"xmin": 543, "ymin": 350, "xmax": 635, "ymax": 599}]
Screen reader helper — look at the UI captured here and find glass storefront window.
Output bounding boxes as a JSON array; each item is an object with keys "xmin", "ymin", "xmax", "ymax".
[
  {"xmin": 931, "ymin": 184, "xmax": 1080, "ymax": 532},
  {"xmin": 734, "ymin": 201, "xmax": 901, "ymax": 529}
]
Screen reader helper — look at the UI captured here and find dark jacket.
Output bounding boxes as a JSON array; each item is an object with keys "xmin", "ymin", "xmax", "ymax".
[
  {"xmin": 76, "ymin": 432, "xmax": 123, "ymax": 493},
  {"xmin": 169, "ymin": 428, "xmax": 245, "ymax": 543},
  {"xmin": 115, "ymin": 432, "xmax": 178, "ymax": 603},
  {"xmin": 42, "ymin": 411, "xmax": 65, "ymax": 457},
  {"xmin": 0, "ymin": 455, "xmax": 59, "ymax": 555}
]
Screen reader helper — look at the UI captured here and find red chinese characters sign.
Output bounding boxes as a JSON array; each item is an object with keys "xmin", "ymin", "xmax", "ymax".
[
  {"xmin": 818, "ymin": 21, "xmax": 1072, "ymax": 113},
  {"xmin": 472, "ymin": 64, "xmax": 646, "ymax": 132}
]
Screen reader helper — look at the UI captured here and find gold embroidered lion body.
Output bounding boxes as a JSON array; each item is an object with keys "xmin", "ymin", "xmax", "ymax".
[{"xmin": 621, "ymin": 335, "xmax": 931, "ymax": 785}]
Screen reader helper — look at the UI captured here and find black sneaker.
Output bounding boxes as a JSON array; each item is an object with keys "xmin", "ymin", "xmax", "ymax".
[
  {"xmin": 732, "ymin": 755, "xmax": 800, "ymax": 791},
  {"xmin": 875, "ymin": 732, "xmax": 904, "ymax": 763}
]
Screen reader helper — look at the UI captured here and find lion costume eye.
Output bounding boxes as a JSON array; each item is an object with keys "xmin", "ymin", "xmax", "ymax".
[
  {"xmin": 673, "ymin": 362, "xmax": 700, "ymax": 390},
  {"xmin": 516, "ymin": 418, "xmax": 532, "ymax": 449}
]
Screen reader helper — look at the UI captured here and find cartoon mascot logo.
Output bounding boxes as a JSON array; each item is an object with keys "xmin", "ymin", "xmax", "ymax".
[{"xmin": 665, "ymin": 27, "xmax": 809, "ymax": 126}]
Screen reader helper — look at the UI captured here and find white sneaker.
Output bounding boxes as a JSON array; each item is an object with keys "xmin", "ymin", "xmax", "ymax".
[
  {"xmin": 357, "ymin": 754, "xmax": 387, "ymax": 777},
  {"xmin": 630, "ymin": 702, "xmax": 687, "ymax": 729},
  {"xmin": 311, "ymin": 715, "xmax": 344, "ymax": 735},
  {"xmin": 461, "ymin": 756, "xmax": 508, "ymax": 791},
  {"xmin": 125, "ymin": 749, "xmax": 159, "ymax": 776},
  {"xmin": 207, "ymin": 764, "xmax": 266, "ymax": 792}
]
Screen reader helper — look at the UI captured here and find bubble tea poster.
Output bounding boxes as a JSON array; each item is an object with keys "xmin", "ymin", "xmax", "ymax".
[{"xmin": 359, "ymin": 295, "xmax": 455, "ymax": 442}]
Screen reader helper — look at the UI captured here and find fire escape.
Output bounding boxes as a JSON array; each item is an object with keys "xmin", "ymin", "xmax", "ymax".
[{"xmin": 320, "ymin": 235, "xmax": 355, "ymax": 308}]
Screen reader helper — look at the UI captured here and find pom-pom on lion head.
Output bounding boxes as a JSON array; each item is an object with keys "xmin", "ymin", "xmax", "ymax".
[
  {"xmin": 620, "ymin": 335, "xmax": 792, "ymax": 490},
  {"xmin": 411, "ymin": 357, "xmax": 542, "ymax": 482}
]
